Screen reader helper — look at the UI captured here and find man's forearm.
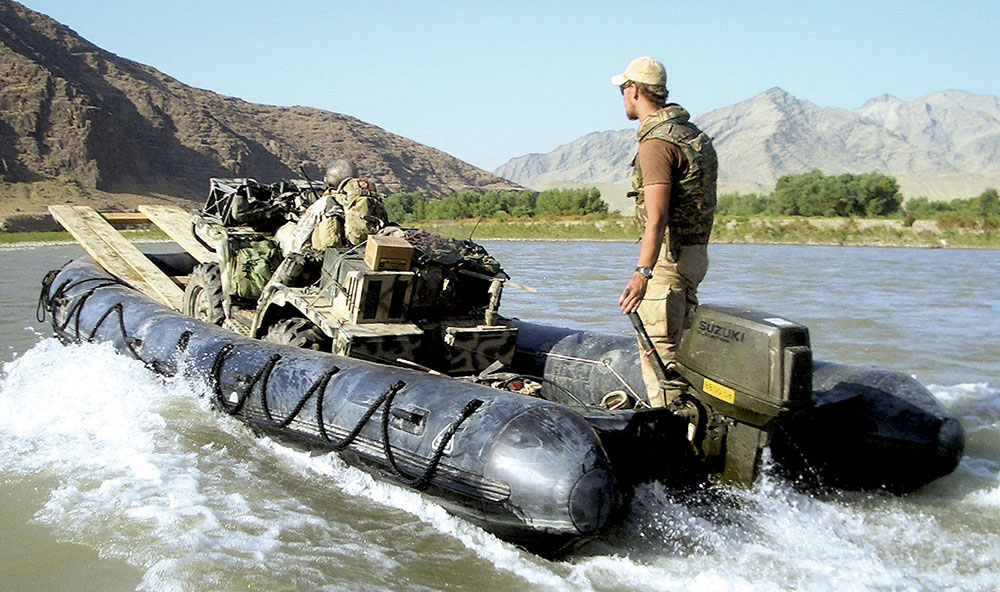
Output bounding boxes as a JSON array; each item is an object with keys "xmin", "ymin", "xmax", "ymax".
[{"xmin": 637, "ymin": 219, "xmax": 666, "ymax": 268}]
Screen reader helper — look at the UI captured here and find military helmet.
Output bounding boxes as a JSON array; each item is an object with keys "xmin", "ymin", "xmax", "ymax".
[{"xmin": 323, "ymin": 158, "xmax": 358, "ymax": 188}]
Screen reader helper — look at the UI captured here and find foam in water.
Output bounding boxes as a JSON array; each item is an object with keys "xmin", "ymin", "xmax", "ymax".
[
  {"xmin": 2, "ymin": 339, "xmax": 999, "ymax": 591},
  {"xmin": 927, "ymin": 382, "xmax": 1000, "ymax": 509}
]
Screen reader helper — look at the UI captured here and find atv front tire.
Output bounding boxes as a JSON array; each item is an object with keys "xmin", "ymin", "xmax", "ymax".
[{"xmin": 183, "ymin": 263, "xmax": 225, "ymax": 325}]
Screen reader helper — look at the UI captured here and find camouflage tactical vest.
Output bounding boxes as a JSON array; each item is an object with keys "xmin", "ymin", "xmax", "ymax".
[{"xmin": 631, "ymin": 105, "xmax": 717, "ymax": 247}]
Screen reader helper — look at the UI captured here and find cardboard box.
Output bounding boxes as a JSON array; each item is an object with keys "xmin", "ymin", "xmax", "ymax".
[{"xmin": 364, "ymin": 235, "xmax": 413, "ymax": 271}]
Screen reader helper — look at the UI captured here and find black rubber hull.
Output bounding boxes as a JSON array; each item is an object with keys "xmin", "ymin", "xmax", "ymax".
[{"xmin": 39, "ymin": 256, "xmax": 964, "ymax": 554}]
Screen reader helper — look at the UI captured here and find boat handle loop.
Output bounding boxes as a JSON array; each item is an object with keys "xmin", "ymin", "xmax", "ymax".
[
  {"xmin": 87, "ymin": 302, "xmax": 144, "ymax": 361},
  {"xmin": 211, "ymin": 344, "xmax": 285, "ymax": 416},
  {"xmin": 40, "ymin": 275, "xmax": 124, "ymax": 335}
]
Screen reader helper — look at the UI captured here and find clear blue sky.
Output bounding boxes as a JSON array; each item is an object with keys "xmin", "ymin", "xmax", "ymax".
[{"xmin": 17, "ymin": 0, "xmax": 1000, "ymax": 171}]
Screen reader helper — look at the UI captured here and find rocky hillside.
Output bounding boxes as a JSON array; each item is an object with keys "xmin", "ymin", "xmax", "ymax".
[
  {"xmin": 495, "ymin": 87, "xmax": 1000, "ymax": 201},
  {"xmin": 0, "ymin": 0, "xmax": 517, "ymax": 223}
]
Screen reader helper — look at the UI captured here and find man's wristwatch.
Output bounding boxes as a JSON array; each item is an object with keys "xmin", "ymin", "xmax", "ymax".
[{"xmin": 635, "ymin": 266, "xmax": 653, "ymax": 279}]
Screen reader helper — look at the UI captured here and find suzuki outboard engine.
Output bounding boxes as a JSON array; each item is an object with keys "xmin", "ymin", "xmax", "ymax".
[{"xmin": 673, "ymin": 305, "xmax": 813, "ymax": 484}]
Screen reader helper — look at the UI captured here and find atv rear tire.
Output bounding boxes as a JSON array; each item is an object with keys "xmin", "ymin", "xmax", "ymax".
[
  {"xmin": 183, "ymin": 263, "xmax": 225, "ymax": 325},
  {"xmin": 264, "ymin": 318, "xmax": 330, "ymax": 351}
]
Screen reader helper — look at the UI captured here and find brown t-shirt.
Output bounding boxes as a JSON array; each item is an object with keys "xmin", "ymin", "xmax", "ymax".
[
  {"xmin": 637, "ymin": 139, "xmax": 710, "ymax": 244},
  {"xmin": 637, "ymin": 139, "xmax": 688, "ymax": 189}
]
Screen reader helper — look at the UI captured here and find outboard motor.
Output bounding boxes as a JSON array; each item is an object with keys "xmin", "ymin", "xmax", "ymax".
[{"xmin": 671, "ymin": 305, "xmax": 813, "ymax": 484}]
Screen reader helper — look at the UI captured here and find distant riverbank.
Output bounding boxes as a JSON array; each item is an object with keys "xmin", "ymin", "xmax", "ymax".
[
  {"xmin": 418, "ymin": 216, "xmax": 1000, "ymax": 249},
  {"xmin": 2, "ymin": 216, "xmax": 998, "ymax": 250},
  {"xmin": 0, "ymin": 229, "xmax": 169, "ymax": 247}
]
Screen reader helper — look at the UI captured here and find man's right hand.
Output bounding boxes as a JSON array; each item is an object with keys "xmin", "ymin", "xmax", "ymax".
[{"xmin": 618, "ymin": 273, "xmax": 648, "ymax": 314}]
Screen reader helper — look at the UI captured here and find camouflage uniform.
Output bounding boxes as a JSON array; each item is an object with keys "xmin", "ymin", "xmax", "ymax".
[{"xmin": 632, "ymin": 105, "xmax": 717, "ymax": 404}]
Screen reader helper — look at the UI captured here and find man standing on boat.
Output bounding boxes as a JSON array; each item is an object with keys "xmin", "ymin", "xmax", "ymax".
[{"xmin": 613, "ymin": 56, "xmax": 718, "ymax": 408}]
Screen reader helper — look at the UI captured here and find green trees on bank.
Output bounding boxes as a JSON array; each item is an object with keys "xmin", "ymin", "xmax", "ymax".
[
  {"xmin": 718, "ymin": 170, "xmax": 998, "ymax": 223},
  {"xmin": 905, "ymin": 188, "xmax": 1000, "ymax": 219},
  {"xmin": 718, "ymin": 170, "xmax": 903, "ymax": 217},
  {"xmin": 385, "ymin": 188, "xmax": 608, "ymax": 223}
]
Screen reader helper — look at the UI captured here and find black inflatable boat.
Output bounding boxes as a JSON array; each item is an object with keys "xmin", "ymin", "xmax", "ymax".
[{"xmin": 38, "ymin": 256, "xmax": 965, "ymax": 555}]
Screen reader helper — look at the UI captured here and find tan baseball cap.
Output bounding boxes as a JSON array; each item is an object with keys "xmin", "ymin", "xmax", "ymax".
[{"xmin": 611, "ymin": 56, "xmax": 666, "ymax": 87}]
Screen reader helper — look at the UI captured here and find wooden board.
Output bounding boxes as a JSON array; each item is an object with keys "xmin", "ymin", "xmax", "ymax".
[
  {"xmin": 49, "ymin": 205, "xmax": 185, "ymax": 311},
  {"xmin": 138, "ymin": 204, "xmax": 216, "ymax": 263}
]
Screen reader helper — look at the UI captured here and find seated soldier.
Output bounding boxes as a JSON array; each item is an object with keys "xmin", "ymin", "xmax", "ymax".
[
  {"xmin": 322, "ymin": 158, "xmax": 389, "ymax": 247},
  {"xmin": 336, "ymin": 177, "xmax": 389, "ymax": 246},
  {"xmin": 277, "ymin": 158, "xmax": 355, "ymax": 255},
  {"xmin": 282, "ymin": 157, "xmax": 390, "ymax": 251},
  {"xmin": 269, "ymin": 159, "xmax": 392, "ymax": 294}
]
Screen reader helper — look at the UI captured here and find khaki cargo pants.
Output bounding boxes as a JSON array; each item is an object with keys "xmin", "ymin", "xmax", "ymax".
[{"xmin": 636, "ymin": 243, "xmax": 708, "ymax": 406}]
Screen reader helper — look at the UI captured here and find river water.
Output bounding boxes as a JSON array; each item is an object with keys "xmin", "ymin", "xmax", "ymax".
[{"xmin": 1, "ymin": 241, "xmax": 997, "ymax": 591}]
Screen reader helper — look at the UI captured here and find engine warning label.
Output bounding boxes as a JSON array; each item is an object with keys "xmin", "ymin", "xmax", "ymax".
[{"xmin": 703, "ymin": 378, "xmax": 736, "ymax": 404}]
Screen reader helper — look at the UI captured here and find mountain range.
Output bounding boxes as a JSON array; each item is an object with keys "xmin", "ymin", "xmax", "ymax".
[
  {"xmin": 0, "ymin": 0, "xmax": 517, "ymax": 226},
  {"xmin": 3, "ymin": 0, "xmax": 998, "ymax": 229},
  {"xmin": 494, "ymin": 88, "xmax": 1000, "ymax": 207}
]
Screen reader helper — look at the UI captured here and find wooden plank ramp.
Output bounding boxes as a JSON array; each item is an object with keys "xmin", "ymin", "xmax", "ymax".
[
  {"xmin": 48, "ymin": 205, "xmax": 184, "ymax": 311},
  {"xmin": 138, "ymin": 204, "xmax": 216, "ymax": 263}
]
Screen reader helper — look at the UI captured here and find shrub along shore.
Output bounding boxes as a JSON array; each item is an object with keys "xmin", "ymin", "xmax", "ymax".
[{"xmin": 3, "ymin": 216, "xmax": 998, "ymax": 249}]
